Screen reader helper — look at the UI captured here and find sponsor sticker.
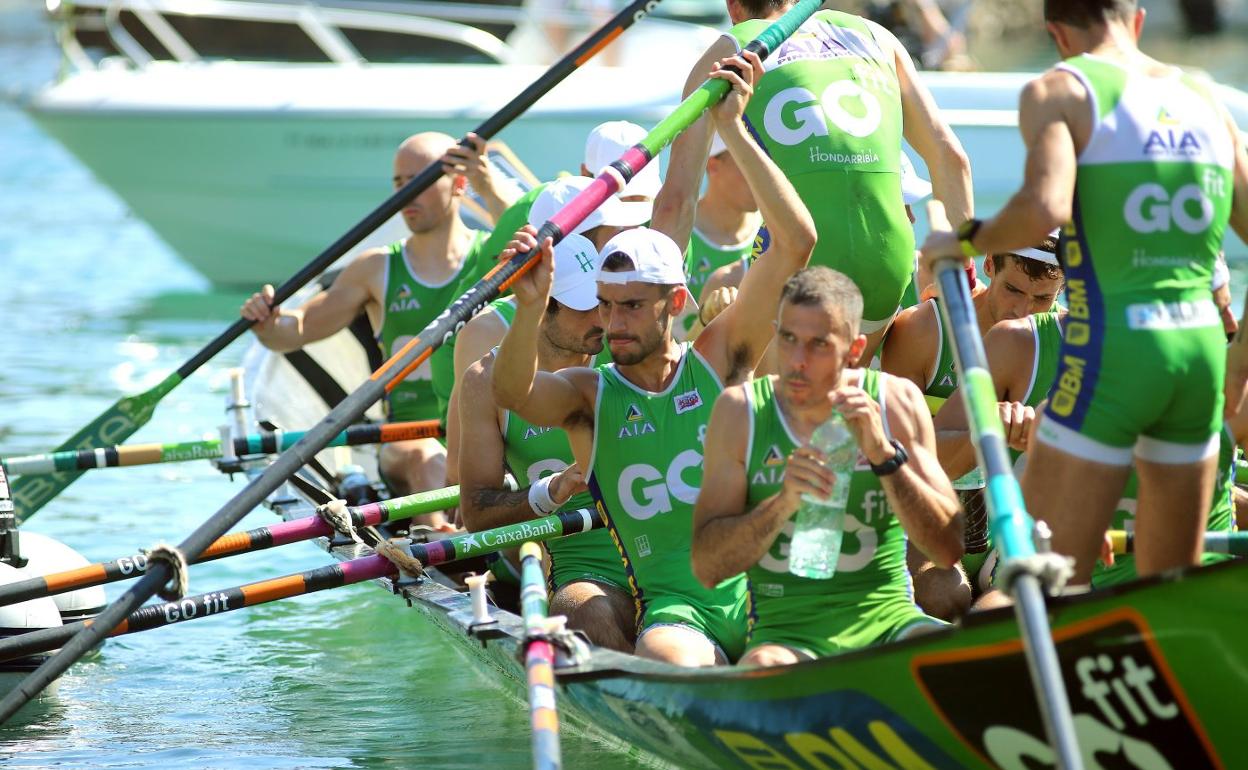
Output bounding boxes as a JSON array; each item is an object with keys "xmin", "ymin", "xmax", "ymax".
[{"xmin": 673, "ymin": 389, "xmax": 702, "ymax": 415}]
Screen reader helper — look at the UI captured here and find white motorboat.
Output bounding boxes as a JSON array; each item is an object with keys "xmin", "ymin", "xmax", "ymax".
[{"xmin": 21, "ymin": 0, "xmax": 1248, "ymax": 287}]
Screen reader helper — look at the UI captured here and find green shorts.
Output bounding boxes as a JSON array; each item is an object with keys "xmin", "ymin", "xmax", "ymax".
[
  {"xmin": 639, "ymin": 589, "xmax": 749, "ymax": 664},
  {"xmin": 1039, "ymin": 301, "xmax": 1224, "ymax": 465},
  {"xmin": 547, "ymin": 527, "xmax": 630, "ymax": 595},
  {"xmin": 790, "ymin": 174, "xmax": 914, "ymax": 327},
  {"xmin": 745, "ymin": 591, "xmax": 945, "ymax": 659}
]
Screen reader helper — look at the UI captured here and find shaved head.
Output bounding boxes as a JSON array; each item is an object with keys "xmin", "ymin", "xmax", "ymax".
[
  {"xmin": 397, "ymin": 132, "xmax": 458, "ymax": 165},
  {"xmin": 393, "ymin": 131, "xmax": 464, "ymax": 234}
]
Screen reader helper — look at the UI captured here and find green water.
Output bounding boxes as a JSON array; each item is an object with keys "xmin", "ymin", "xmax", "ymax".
[{"xmin": 0, "ymin": 5, "xmax": 649, "ymax": 768}]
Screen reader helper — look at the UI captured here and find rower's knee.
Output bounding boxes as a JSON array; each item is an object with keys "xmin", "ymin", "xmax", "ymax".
[
  {"xmin": 635, "ymin": 625, "xmax": 719, "ymax": 667},
  {"xmin": 739, "ymin": 645, "xmax": 805, "ymax": 668},
  {"xmin": 551, "ymin": 581, "xmax": 635, "ymax": 653},
  {"xmin": 909, "ymin": 559, "xmax": 971, "ymax": 622},
  {"xmin": 970, "ymin": 588, "xmax": 1014, "ymax": 612}
]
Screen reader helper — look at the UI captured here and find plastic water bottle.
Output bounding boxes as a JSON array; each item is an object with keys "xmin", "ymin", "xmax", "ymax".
[{"xmin": 788, "ymin": 411, "xmax": 857, "ymax": 579}]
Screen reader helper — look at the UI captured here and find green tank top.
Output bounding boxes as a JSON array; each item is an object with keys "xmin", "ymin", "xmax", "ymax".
[
  {"xmin": 380, "ymin": 233, "xmax": 484, "ymax": 422},
  {"xmin": 501, "ymin": 408, "xmax": 626, "ymax": 586},
  {"xmin": 1094, "ymin": 424, "xmax": 1238, "ymax": 588},
  {"xmin": 1022, "ymin": 311, "xmax": 1063, "ymax": 408},
  {"xmin": 1058, "ymin": 54, "xmax": 1233, "ymax": 315},
  {"xmin": 405, "ymin": 231, "xmax": 489, "ymax": 426},
  {"xmin": 685, "ymin": 227, "xmax": 753, "ymax": 297},
  {"xmin": 743, "ymin": 372, "xmax": 914, "ymax": 608},
  {"xmin": 587, "ymin": 343, "xmax": 746, "ymax": 623},
  {"xmin": 727, "ymin": 10, "xmax": 912, "ymax": 264}
]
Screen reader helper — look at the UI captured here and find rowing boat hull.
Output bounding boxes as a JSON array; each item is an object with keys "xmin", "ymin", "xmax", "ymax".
[{"xmin": 267, "ymin": 453, "xmax": 1244, "ymax": 770}]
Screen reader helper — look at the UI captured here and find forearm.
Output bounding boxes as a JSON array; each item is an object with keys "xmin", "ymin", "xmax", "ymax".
[
  {"xmin": 975, "ymin": 187, "xmax": 1066, "ymax": 256},
  {"xmin": 719, "ymin": 121, "xmax": 815, "ymax": 264},
  {"xmin": 881, "ymin": 467, "xmax": 963, "ymax": 567},
  {"xmin": 491, "ymin": 303, "xmax": 543, "ymax": 411},
  {"xmin": 461, "ymin": 485, "xmax": 533, "ymax": 531},
  {"xmin": 934, "ymin": 428, "xmax": 977, "ymax": 479},
  {"xmin": 477, "ymin": 172, "xmax": 522, "ymax": 225},
  {"xmin": 693, "ymin": 494, "xmax": 792, "ymax": 587},
  {"xmin": 928, "ymin": 139, "xmax": 974, "ymax": 226},
  {"xmin": 651, "ymin": 119, "xmax": 711, "ymax": 252},
  {"xmin": 252, "ymin": 311, "xmax": 308, "ymax": 353}
]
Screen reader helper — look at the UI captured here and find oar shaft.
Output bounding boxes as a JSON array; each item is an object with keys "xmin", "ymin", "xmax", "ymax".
[
  {"xmin": 930, "ymin": 204, "xmax": 1082, "ymax": 769},
  {"xmin": 1109, "ymin": 529, "xmax": 1248, "ymax": 556},
  {"xmin": 2, "ymin": 421, "xmax": 441, "ymax": 475},
  {"xmin": 0, "ymin": 485, "xmax": 462, "ymax": 607},
  {"xmin": 520, "ymin": 542, "xmax": 562, "ymax": 770},
  {"xmin": 0, "ymin": 555, "xmax": 396, "ymax": 664}
]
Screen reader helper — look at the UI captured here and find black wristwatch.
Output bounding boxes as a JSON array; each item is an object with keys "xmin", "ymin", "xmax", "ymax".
[{"xmin": 869, "ymin": 439, "xmax": 909, "ymax": 476}]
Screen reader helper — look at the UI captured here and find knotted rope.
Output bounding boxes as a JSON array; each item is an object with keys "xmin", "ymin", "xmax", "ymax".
[
  {"xmin": 316, "ymin": 499, "xmax": 362, "ymax": 544},
  {"xmin": 374, "ymin": 539, "xmax": 424, "ymax": 580},
  {"xmin": 143, "ymin": 542, "xmax": 189, "ymax": 601}
]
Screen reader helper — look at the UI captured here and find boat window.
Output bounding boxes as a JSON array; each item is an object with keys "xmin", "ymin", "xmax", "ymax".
[
  {"xmin": 163, "ymin": 16, "xmax": 333, "ymax": 63},
  {"xmin": 339, "ymin": 27, "xmax": 500, "ymax": 64}
]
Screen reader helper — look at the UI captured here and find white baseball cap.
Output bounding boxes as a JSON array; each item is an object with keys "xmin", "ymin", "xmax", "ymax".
[
  {"xmin": 528, "ymin": 176, "xmax": 647, "ymax": 233},
  {"xmin": 596, "ymin": 227, "xmax": 687, "ymax": 286},
  {"xmin": 551, "ymin": 234, "xmax": 603, "ymax": 312},
  {"xmin": 584, "ymin": 121, "xmax": 661, "ymax": 216},
  {"xmin": 1008, "ymin": 229, "xmax": 1062, "ymax": 266},
  {"xmin": 709, "ymin": 131, "xmax": 727, "ymax": 158},
  {"xmin": 900, "ymin": 153, "xmax": 932, "ymax": 205}
]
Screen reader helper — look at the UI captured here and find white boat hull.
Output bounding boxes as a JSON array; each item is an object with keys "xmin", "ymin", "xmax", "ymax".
[{"xmin": 25, "ymin": 65, "xmax": 1248, "ymax": 286}]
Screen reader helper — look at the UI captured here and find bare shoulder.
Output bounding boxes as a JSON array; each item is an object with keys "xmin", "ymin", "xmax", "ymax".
[
  {"xmin": 459, "ymin": 352, "xmax": 496, "ymax": 399},
  {"xmin": 882, "ymin": 372, "xmax": 935, "ymax": 443},
  {"xmin": 339, "ymin": 247, "xmax": 389, "ymax": 291},
  {"xmin": 706, "ymin": 382, "xmax": 752, "ymax": 459},
  {"xmin": 1024, "ymin": 67, "xmax": 1091, "ymax": 118},
  {"xmin": 554, "ymin": 365, "xmax": 602, "ymax": 409},
  {"xmin": 881, "ymin": 301, "xmax": 938, "ymax": 372},
  {"xmin": 711, "ymin": 381, "xmax": 751, "ymax": 418}
]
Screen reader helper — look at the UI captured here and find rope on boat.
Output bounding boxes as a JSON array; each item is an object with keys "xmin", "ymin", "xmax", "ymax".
[
  {"xmin": 993, "ymin": 522, "xmax": 1073, "ymax": 596},
  {"xmin": 374, "ymin": 539, "xmax": 424, "ymax": 579},
  {"xmin": 317, "ymin": 499, "xmax": 363, "ymax": 545},
  {"xmin": 142, "ymin": 542, "xmax": 189, "ymax": 601}
]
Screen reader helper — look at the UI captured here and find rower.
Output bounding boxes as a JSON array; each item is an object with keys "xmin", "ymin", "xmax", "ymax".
[
  {"xmin": 920, "ymin": 0, "xmax": 1248, "ymax": 584},
  {"xmin": 653, "ymin": 0, "xmax": 974, "ymax": 364},
  {"xmin": 456, "ymin": 234, "xmax": 635, "ymax": 651},
  {"xmin": 882, "ymin": 235, "xmax": 1063, "ymax": 614},
  {"xmin": 682, "ymin": 131, "xmax": 759, "ymax": 322},
  {"xmin": 691, "ymin": 267, "xmax": 963, "ymax": 666},
  {"xmin": 240, "ymin": 133, "xmax": 514, "ymax": 526},
  {"xmin": 432, "ymin": 122, "xmax": 656, "ymax": 437},
  {"xmin": 492, "ymin": 50, "xmax": 817, "ymax": 666}
]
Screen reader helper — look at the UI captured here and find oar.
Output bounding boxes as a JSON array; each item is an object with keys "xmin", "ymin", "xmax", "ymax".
[
  {"xmin": 2, "ymin": 420, "xmax": 441, "ymax": 476},
  {"xmin": 927, "ymin": 201, "xmax": 1083, "ymax": 768},
  {"xmin": 0, "ymin": 485, "xmax": 460, "ymax": 607},
  {"xmin": 0, "ymin": 507, "xmax": 599, "ymax": 664},
  {"xmin": 520, "ymin": 541, "xmax": 562, "ymax": 770},
  {"xmin": 0, "ymin": 2, "xmax": 819, "ymax": 723},
  {"xmin": 1108, "ymin": 529, "xmax": 1248, "ymax": 556},
  {"xmin": 6, "ymin": 0, "xmax": 671, "ymax": 524}
]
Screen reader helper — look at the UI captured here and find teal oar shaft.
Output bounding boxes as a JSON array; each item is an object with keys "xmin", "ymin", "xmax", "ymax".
[
  {"xmin": 1113, "ymin": 529, "xmax": 1248, "ymax": 556},
  {"xmin": 0, "ymin": 485, "xmax": 460, "ymax": 607},
  {"xmin": 2, "ymin": 420, "xmax": 441, "ymax": 475},
  {"xmin": 5, "ymin": 0, "xmax": 668, "ymax": 523},
  {"xmin": 520, "ymin": 541, "xmax": 561, "ymax": 770},
  {"xmin": 930, "ymin": 205, "xmax": 1082, "ymax": 768},
  {"xmin": 0, "ymin": 3, "xmax": 818, "ymax": 724}
]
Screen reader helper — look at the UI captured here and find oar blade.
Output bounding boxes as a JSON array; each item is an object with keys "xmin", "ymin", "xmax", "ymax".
[{"xmin": 9, "ymin": 373, "xmax": 181, "ymax": 523}]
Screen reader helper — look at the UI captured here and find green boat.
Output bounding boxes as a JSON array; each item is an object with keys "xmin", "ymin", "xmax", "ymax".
[{"xmin": 262, "ymin": 470, "xmax": 1245, "ymax": 770}]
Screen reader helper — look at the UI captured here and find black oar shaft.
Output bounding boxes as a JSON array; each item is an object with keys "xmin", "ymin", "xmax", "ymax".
[{"xmin": 0, "ymin": 556, "xmax": 395, "ymax": 663}]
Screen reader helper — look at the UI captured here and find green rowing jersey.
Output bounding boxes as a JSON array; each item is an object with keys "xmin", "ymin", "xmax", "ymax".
[
  {"xmin": 380, "ymin": 234, "xmax": 484, "ymax": 423},
  {"xmin": 1094, "ymin": 424, "xmax": 1238, "ymax": 588},
  {"xmin": 680, "ymin": 228, "xmax": 753, "ymax": 337},
  {"xmin": 728, "ymin": 10, "xmax": 914, "ymax": 321},
  {"xmin": 925, "ymin": 298, "xmax": 959, "ymax": 403},
  {"xmin": 1043, "ymin": 55, "xmax": 1233, "ymax": 448},
  {"xmin": 743, "ymin": 372, "xmax": 933, "ymax": 655},
  {"xmin": 1022, "ymin": 311, "xmax": 1063, "ymax": 409},
  {"xmin": 587, "ymin": 343, "xmax": 748, "ymax": 651},
  {"xmin": 502, "ymin": 409, "xmax": 629, "ymax": 592}
]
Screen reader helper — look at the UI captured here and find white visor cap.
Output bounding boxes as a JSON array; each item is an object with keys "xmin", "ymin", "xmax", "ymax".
[
  {"xmin": 551, "ymin": 234, "xmax": 603, "ymax": 312},
  {"xmin": 900, "ymin": 152, "xmax": 932, "ymax": 205},
  {"xmin": 597, "ymin": 227, "xmax": 687, "ymax": 286},
  {"xmin": 1009, "ymin": 229, "xmax": 1062, "ymax": 266},
  {"xmin": 528, "ymin": 176, "xmax": 645, "ymax": 234}
]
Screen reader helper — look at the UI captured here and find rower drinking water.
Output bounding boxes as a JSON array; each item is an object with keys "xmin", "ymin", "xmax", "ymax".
[
  {"xmin": 691, "ymin": 267, "xmax": 963, "ymax": 667},
  {"xmin": 920, "ymin": 0, "xmax": 1248, "ymax": 584},
  {"xmin": 654, "ymin": 0, "xmax": 974, "ymax": 363},
  {"xmin": 240, "ymin": 133, "xmax": 515, "ymax": 525},
  {"xmin": 491, "ymin": 51, "xmax": 817, "ymax": 666}
]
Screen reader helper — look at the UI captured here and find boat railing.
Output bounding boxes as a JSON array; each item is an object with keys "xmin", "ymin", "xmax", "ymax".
[{"xmin": 48, "ymin": 0, "xmax": 519, "ymax": 71}]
